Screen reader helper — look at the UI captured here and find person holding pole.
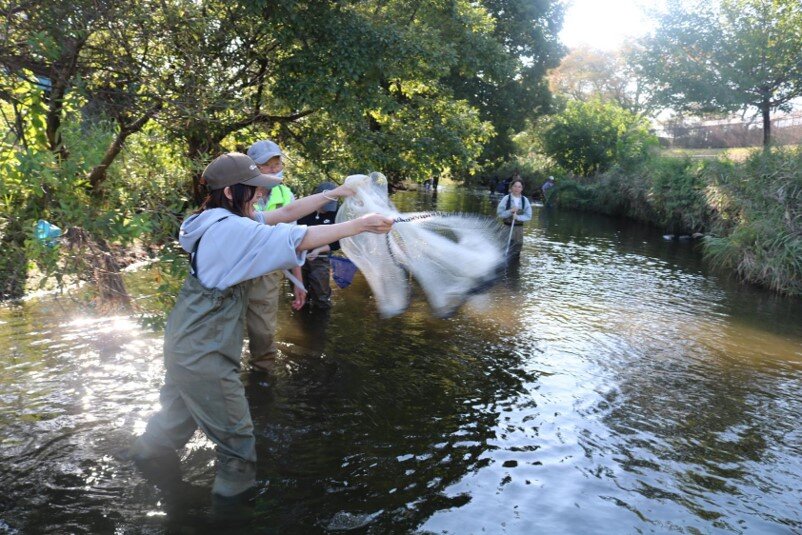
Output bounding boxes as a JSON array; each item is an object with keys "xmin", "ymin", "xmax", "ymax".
[{"xmin": 496, "ymin": 177, "xmax": 531, "ymax": 259}]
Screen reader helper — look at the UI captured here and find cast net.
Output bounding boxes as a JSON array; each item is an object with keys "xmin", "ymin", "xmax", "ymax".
[{"xmin": 336, "ymin": 172, "xmax": 505, "ymax": 318}]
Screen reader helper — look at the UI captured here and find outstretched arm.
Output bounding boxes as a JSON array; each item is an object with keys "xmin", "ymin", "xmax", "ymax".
[
  {"xmin": 297, "ymin": 214, "xmax": 393, "ymax": 252},
  {"xmin": 262, "ymin": 185, "xmax": 351, "ymax": 225}
]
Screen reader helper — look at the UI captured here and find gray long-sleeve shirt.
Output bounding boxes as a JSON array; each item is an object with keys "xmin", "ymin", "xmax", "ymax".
[
  {"xmin": 496, "ymin": 195, "xmax": 532, "ymax": 222},
  {"xmin": 179, "ymin": 207, "xmax": 308, "ymax": 290}
]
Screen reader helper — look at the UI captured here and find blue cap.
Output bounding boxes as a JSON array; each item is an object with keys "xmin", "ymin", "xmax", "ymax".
[{"xmin": 247, "ymin": 140, "xmax": 283, "ymax": 165}]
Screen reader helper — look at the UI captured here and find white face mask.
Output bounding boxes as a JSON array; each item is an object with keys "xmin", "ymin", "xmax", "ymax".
[{"xmin": 274, "ymin": 170, "xmax": 284, "ymax": 180}]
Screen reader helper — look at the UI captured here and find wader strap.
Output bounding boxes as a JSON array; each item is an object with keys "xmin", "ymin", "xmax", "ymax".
[
  {"xmin": 190, "ymin": 216, "xmax": 230, "ymax": 277},
  {"xmin": 504, "ymin": 195, "xmax": 528, "ymax": 226},
  {"xmin": 506, "ymin": 194, "xmax": 528, "ymax": 212}
]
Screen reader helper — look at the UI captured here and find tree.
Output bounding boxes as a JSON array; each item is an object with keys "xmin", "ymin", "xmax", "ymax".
[
  {"xmin": 444, "ymin": 0, "xmax": 566, "ymax": 164},
  {"xmin": 0, "ymin": 1, "xmax": 165, "ymax": 190},
  {"xmin": 147, "ymin": 0, "xmax": 501, "ymax": 199},
  {"xmin": 267, "ymin": 0, "xmax": 498, "ymax": 187},
  {"xmin": 548, "ymin": 44, "xmax": 656, "ymax": 116},
  {"xmin": 0, "ymin": 0, "xmax": 168, "ymax": 302},
  {"xmin": 638, "ymin": 0, "xmax": 802, "ymax": 146},
  {"xmin": 541, "ymin": 99, "xmax": 657, "ymax": 176}
]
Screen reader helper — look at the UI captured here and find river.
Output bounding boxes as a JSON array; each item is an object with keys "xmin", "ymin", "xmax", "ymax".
[{"xmin": 1, "ymin": 188, "xmax": 801, "ymax": 534}]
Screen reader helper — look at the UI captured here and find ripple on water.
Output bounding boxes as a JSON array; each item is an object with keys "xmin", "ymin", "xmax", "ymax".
[{"xmin": 2, "ymin": 192, "xmax": 802, "ymax": 533}]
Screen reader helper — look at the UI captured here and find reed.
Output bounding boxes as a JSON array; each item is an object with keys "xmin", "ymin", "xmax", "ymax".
[
  {"xmin": 703, "ymin": 147, "xmax": 802, "ymax": 296},
  {"xmin": 548, "ymin": 148, "xmax": 801, "ymax": 296}
]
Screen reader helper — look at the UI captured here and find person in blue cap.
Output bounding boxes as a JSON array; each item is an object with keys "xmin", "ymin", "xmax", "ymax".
[{"xmin": 245, "ymin": 139, "xmax": 305, "ymax": 370}]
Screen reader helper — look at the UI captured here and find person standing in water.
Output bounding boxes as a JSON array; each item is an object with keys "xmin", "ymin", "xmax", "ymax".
[
  {"xmin": 126, "ymin": 152, "xmax": 393, "ymax": 499},
  {"xmin": 297, "ymin": 181, "xmax": 341, "ymax": 310},
  {"xmin": 541, "ymin": 175, "xmax": 556, "ymax": 207},
  {"xmin": 245, "ymin": 139, "xmax": 305, "ymax": 371},
  {"xmin": 496, "ymin": 178, "xmax": 532, "ymax": 259}
]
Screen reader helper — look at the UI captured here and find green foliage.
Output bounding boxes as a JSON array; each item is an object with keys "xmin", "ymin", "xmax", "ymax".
[
  {"xmin": 534, "ymin": 146, "xmax": 801, "ymax": 296},
  {"xmin": 550, "ymin": 155, "xmax": 709, "ymax": 232},
  {"xmin": 644, "ymin": 157, "xmax": 710, "ymax": 233},
  {"xmin": 541, "ymin": 99, "xmax": 658, "ymax": 176},
  {"xmin": 258, "ymin": 0, "xmax": 558, "ymax": 183},
  {"xmin": 444, "ymin": 0, "xmax": 566, "ymax": 163},
  {"xmin": 703, "ymin": 147, "xmax": 802, "ymax": 295},
  {"xmin": 637, "ymin": 0, "xmax": 802, "ymax": 145},
  {"xmin": 477, "ymin": 153, "xmax": 557, "ymax": 196},
  {"xmin": 131, "ymin": 244, "xmax": 189, "ymax": 331},
  {"xmin": 0, "ymin": 0, "xmax": 564, "ymax": 303},
  {"xmin": 0, "ymin": 70, "xmax": 188, "ymax": 299}
]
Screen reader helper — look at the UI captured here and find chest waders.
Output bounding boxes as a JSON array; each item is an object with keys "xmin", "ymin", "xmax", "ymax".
[
  {"xmin": 504, "ymin": 194, "xmax": 527, "ymax": 226},
  {"xmin": 503, "ymin": 196, "xmax": 526, "ymax": 258},
  {"xmin": 130, "ymin": 216, "xmax": 257, "ymax": 497},
  {"xmin": 248, "ymin": 185, "xmax": 292, "ymax": 359}
]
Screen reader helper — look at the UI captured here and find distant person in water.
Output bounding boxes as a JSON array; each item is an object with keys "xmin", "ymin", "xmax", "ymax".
[
  {"xmin": 541, "ymin": 176, "xmax": 556, "ymax": 206},
  {"xmin": 496, "ymin": 178, "xmax": 532, "ymax": 258},
  {"xmin": 496, "ymin": 176, "xmax": 511, "ymax": 194}
]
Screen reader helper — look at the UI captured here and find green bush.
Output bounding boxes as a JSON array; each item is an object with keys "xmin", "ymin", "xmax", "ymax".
[
  {"xmin": 548, "ymin": 156, "xmax": 707, "ymax": 232},
  {"xmin": 541, "ymin": 99, "xmax": 658, "ymax": 176},
  {"xmin": 0, "ymin": 76, "xmax": 190, "ymax": 301}
]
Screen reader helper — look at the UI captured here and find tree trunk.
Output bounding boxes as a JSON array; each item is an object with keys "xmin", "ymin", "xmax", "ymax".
[
  {"xmin": 87, "ymin": 103, "xmax": 162, "ymax": 193},
  {"xmin": 186, "ymin": 130, "xmax": 231, "ymax": 205},
  {"xmin": 187, "ymin": 136, "xmax": 215, "ymax": 205},
  {"xmin": 63, "ymin": 227, "xmax": 132, "ymax": 312},
  {"xmin": 0, "ymin": 221, "xmax": 28, "ymax": 300},
  {"xmin": 45, "ymin": 38, "xmax": 86, "ymax": 160},
  {"xmin": 762, "ymin": 99, "xmax": 771, "ymax": 147}
]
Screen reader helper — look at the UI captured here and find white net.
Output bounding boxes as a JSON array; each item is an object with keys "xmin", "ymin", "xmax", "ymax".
[{"xmin": 336, "ymin": 172, "xmax": 505, "ymax": 318}]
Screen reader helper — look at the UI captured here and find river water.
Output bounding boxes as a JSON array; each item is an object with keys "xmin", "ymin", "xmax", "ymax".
[{"xmin": 1, "ymin": 188, "xmax": 801, "ymax": 534}]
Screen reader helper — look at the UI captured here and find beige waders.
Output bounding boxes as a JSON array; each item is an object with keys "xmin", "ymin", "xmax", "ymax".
[
  {"xmin": 246, "ymin": 270, "xmax": 282, "ymax": 359},
  {"xmin": 247, "ymin": 184, "xmax": 293, "ymax": 362},
  {"xmin": 129, "ymin": 275, "xmax": 257, "ymax": 498}
]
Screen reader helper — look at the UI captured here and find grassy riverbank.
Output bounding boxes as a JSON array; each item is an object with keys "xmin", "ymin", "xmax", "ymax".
[{"xmin": 552, "ymin": 147, "xmax": 802, "ymax": 297}]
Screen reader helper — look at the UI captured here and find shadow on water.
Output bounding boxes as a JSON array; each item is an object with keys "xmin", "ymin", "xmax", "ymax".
[{"xmin": 1, "ymin": 187, "xmax": 801, "ymax": 533}]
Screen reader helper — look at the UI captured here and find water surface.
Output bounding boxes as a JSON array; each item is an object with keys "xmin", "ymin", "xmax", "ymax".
[{"xmin": 1, "ymin": 188, "xmax": 800, "ymax": 534}]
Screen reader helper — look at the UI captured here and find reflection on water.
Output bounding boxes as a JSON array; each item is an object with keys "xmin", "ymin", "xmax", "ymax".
[{"xmin": 1, "ymin": 188, "xmax": 801, "ymax": 533}]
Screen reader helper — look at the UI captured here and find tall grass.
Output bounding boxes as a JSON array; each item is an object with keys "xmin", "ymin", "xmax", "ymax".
[
  {"xmin": 554, "ymin": 156, "xmax": 709, "ymax": 233},
  {"xmin": 548, "ymin": 148, "xmax": 801, "ymax": 296},
  {"xmin": 703, "ymin": 148, "xmax": 802, "ymax": 296}
]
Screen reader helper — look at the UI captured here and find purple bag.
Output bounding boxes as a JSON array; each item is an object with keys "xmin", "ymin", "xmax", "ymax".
[{"xmin": 330, "ymin": 255, "xmax": 358, "ymax": 289}]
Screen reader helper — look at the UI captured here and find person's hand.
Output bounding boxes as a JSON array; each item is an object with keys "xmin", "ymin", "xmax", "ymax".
[
  {"xmin": 358, "ymin": 213, "xmax": 394, "ymax": 234},
  {"xmin": 292, "ymin": 287, "xmax": 307, "ymax": 311},
  {"xmin": 309, "ymin": 246, "xmax": 329, "ymax": 260},
  {"xmin": 511, "ymin": 208, "xmax": 518, "ymax": 215},
  {"xmin": 329, "ymin": 185, "xmax": 355, "ymax": 198}
]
